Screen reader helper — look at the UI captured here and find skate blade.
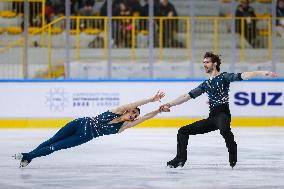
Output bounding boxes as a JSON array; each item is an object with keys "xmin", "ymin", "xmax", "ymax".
[
  {"xmin": 166, "ymin": 165, "xmax": 175, "ymax": 168},
  {"xmin": 166, "ymin": 164, "xmax": 184, "ymax": 169}
]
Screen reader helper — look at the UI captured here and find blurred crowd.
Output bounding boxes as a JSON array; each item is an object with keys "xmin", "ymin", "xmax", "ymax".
[
  {"xmin": 10, "ymin": 0, "xmax": 284, "ymax": 48},
  {"xmin": 43, "ymin": 0, "xmax": 177, "ymax": 22},
  {"xmin": 46, "ymin": 0, "xmax": 180, "ymax": 48}
]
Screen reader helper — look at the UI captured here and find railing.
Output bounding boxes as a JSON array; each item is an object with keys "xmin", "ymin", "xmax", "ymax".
[{"xmin": 0, "ymin": 16, "xmax": 283, "ymax": 79}]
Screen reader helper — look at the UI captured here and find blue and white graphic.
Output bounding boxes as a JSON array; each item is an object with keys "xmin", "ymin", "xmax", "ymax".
[
  {"xmin": 45, "ymin": 88, "xmax": 69, "ymax": 112},
  {"xmin": 72, "ymin": 92, "xmax": 120, "ymax": 108}
]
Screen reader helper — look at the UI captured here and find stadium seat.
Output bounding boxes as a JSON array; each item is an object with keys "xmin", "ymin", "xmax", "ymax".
[
  {"xmin": 84, "ymin": 28, "xmax": 102, "ymax": 35},
  {"xmin": 28, "ymin": 27, "xmax": 41, "ymax": 34},
  {"xmin": 0, "ymin": 11, "xmax": 17, "ymax": 18},
  {"xmin": 256, "ymin": 13, "xmax": 272, "ymax": 17},
  {"xmin": 0, "ymin": 27, "xmax": 4, "ymax": 34},
  {"xmin": 6, "ymin": 26, "xmax": 22, "ymax": 34},
  {"xmin": 50, "ymin": 27, "xmax": 63, "ymax": 34}
]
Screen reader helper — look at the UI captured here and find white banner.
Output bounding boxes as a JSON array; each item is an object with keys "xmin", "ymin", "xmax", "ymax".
[{"xmin": 0, "ymin": 81, "xmax": 283, "ymax": 118}]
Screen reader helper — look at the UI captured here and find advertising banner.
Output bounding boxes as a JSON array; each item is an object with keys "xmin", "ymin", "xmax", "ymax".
[{"xmin": 0, "ymin": 81, "xmax": 283, "ymax": 118}]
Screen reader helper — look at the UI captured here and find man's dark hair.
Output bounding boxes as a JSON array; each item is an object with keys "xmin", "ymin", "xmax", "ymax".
[{"xmin": 204, "ymin": 52, "xmax": 222, "ymax": 72}]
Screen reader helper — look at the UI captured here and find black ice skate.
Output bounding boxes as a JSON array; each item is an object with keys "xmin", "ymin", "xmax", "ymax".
[
  {"xmin": 229, "ymin": 152, "xmax": 237, "ymax": 168},
  {"xmin": 167, "ymin": 133, "xmax": 189, "ymax": 168},
  {"xmin": 167, "ymin": 157, "xmax": 186, "ymax": 168}
]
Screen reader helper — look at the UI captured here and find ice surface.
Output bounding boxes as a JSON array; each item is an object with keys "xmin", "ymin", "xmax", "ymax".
[{"xmin": 1, "ymin": 128, "xmax": 284, "ymax": 189}]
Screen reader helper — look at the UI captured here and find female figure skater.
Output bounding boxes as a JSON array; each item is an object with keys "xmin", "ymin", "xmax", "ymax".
[{"xmin": 14, "ymin": 91, "xmax": 168, "ymax": 167}]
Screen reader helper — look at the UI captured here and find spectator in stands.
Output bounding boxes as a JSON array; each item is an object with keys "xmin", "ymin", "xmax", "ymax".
[
  {"xmin": 18, "ymin": 1, "xmax": 42, "ymax": 28},
  {"xmin": 71, "ymin": 0, "xmax": 83, "ymax": 15},
  {"xmin": 127, "ymin": 0, "xmax": 141, "ymax": 15},
  {"xmin": 118, "ymin": 0, "xmax": 132, "ymax": 16},
  {"xmin": 116, "ymin": 1, "xmax": 133, "ymax": 47},
  {"xmin": 100, "ymin": 0, "xmax": 121, "ymax": 16},
  {"xmin": 139, "ymin": 0, "xmax": 161, "ymax": 47},
  {"xmin": 78, "ymin": 0, "xmax": 96, "ymax": 16},
  {"xmin": 45, "ymin": 0, "xmax": 55, "ymax": 24},
  {"xmin": 52, "ymin": 0, "xmax": 65, "ymax": 15},
  {"xmin": 44, "ymin": 0, "xmax": 65, "ymax": 28},
  {"xmin": 276, "ymin": 0, "xmax": 284, "ymax": 37},
  {"xmin": 100, "ymin": 0, "xmax": 140, "ymax": 16},
  {"xmin": 235, "ymin": 0, "xmax": 257, "ymax": 47},
  {"xmin": 78, "ymin": 0, "xmax": 97, "ymax": 29},
  {"xmin": 156, "ymin": 0, "xmax": 179, "ymax": 47},
  {"xmin": 157, "ymin": 0, "xmax": 177, "ymax": 17},
  {"xmin": 98, "ymin": 0, "xmax": 122, "ymax": 49},
  {"xmin": 140, "ymin": 0, "xmax": 160, "ymax": 16}
]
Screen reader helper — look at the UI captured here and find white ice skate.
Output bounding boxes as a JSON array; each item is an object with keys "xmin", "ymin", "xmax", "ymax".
[
  {"xmin": 19, "ymin": 160, "xmax": 30, "ymax": 168},
  {"xmin": 12, "ymin": 153, "xmax": 23, "ymax": 160}
]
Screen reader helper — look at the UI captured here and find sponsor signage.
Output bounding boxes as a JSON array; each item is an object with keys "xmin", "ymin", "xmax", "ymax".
[{"xmin": 0, "ymin": 81, "xmax": 283, "ymax": 118}]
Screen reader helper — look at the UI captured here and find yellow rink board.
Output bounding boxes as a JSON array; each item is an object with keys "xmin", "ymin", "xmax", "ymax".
[{"xmin": 0, "ymin": 118, "xmax": 284, "ymax": 128}]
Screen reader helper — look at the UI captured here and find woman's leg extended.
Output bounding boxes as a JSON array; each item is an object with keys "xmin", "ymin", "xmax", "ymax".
[
  {"xmin": 29, "ymin": 119, "xmax": 80, "ymax": 154},
  {"xmin": 27, "ymin": 133, "xmax": 91, "ymax": 161}
]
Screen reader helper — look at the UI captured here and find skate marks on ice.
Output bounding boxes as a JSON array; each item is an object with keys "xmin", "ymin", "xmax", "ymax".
[{"xmin": 0, "ymin": 128, "xmax": 284, "ymax": 189}]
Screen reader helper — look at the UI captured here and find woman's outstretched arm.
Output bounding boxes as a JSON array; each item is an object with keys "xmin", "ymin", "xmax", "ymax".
[
  {"xmin": 111, "ymin": 91, "xmax": 165, "ymax": 115},
  {"xmin": 118, "ymin": 108, "xmax": 170, "ymax": 133}
]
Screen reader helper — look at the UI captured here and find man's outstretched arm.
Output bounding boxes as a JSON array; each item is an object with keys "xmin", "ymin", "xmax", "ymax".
[
  {"xmin": 160, "ymin": 83, "xmax": 205, "ymax": 110},
  {"xmin": 160, "ymin": 93, "xmax": 191, "ymax": 110},
  {"xmin": 241, "ymin": 71, "xmax": 277, "ymax": 80}
]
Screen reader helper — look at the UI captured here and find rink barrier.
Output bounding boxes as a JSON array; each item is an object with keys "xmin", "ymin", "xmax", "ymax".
[
  {"xmin": 0, "ymin": 80, "xmax": 283, "ymax": 127},
  {"xmin": 0, "ymin": 118, "xmax": 284, "ymax": 128}
]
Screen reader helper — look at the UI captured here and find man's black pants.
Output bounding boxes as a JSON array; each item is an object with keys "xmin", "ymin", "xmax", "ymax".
[{"xmin": 176, "ymin": 105, "xmax": 237, "ymax": 160}]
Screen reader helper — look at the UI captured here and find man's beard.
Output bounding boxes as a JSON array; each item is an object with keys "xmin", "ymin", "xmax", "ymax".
[{"xmin": 204, "ymin": 66, "xmax": 213, "ymax": 73}]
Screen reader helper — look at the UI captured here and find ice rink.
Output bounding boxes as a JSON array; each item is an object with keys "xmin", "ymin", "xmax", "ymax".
[{"xmin": 1, "ymin": 128, "xmax": 284, "ymax": 189}]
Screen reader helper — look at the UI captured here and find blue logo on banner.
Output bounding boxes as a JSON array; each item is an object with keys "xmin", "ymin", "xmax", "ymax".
[
  {"xmin": 234, "ymin": 92, "xmax": 283, "ymax": 106},
  {"xmin": 45, "ymin": 88, "xmax": 69, "ymax": 111},
  {"xmin": 72, "ymin": 92, "xmax": 119, "ymax": 107}
]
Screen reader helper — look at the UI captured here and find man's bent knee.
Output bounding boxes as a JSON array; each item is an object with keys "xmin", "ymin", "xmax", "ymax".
[{"xmin": 178, "ymin": 126, "xmax": 188, "ymax": 135}]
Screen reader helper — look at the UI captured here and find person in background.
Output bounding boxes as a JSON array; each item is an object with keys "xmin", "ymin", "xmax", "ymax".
[
  {"xmin": 276, "ymin": 0, "xmax": 284, "ymax": 37},
  {"xmin": 78, "ymin": 0, "xmax": 96, "ymax": 16},
  {"xmin": 127, "ymin": 0, "xmax": 141, "ymax": 15},
  {"xmin": 235, "ymin": 0, "xmax": 257, "ymax": 47},
  {"xmin": 78, "ymin": 0, "xmax": 97, "ymax": 29},
  {"xmin": 156, "ymin": 0, "xmax": 179, "ymax": 47}
]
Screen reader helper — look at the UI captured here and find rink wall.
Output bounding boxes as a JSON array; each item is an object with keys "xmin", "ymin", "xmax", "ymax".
[{"xmin": 0, "ymin": 80, "xmax": 284, "ymax": 128}]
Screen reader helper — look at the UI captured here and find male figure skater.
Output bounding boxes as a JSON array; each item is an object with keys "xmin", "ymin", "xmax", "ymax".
[{"xmin": 160, "ymin": 52, "xmax": 277, "ymax": 168}]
